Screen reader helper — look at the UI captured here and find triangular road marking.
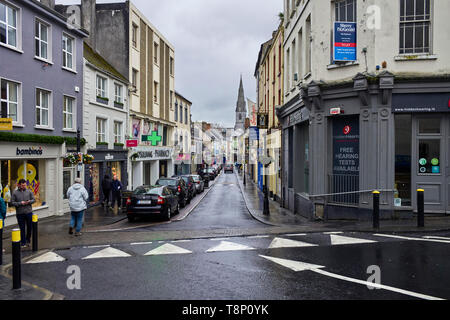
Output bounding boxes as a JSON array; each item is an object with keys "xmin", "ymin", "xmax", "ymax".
[
  {"xmin": 260, "ymin": 255, "xmax": 325, "ymax": 272},
  {"xmin": 145, "ymin": 243, "xmax": 192, "ymax": 255},
  {"xmin": 268, "ymin": 237, "xmax": 317, "ymax": 249},
  {"xmin": 27, "ymin": 252, "xmax": 66, "ymax": 264},
  {"xmin": 82, "ymin": 247, "xmax": 131, "ymax": 260},
  {"xmin": 330, "ymin": 234, "xmax": 377, "ymax": 246},
  {"xmin": 206, "ymin": 241, "xmax": 255, "ymax": 252}
]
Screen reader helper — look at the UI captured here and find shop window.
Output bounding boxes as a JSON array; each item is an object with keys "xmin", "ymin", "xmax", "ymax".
[
  {"xmin": 0, "ymin": 160, "xmax": 46, "ymax": 213},
  {"xmin": 418, "ymin": 139, "xmax": 440, "ymax": 174},
  {"xmin": 419, "ymin": 117, "xmax": 440, "ymax": 134},
  {"xmin": 63, "ymin": 161, "xmax": 76, "ymax": 200},
  {"xmin": 87, "ymin": 163, "xmax": 99, "ymax": 204},
  {"xmin": 395, "ymin": 115, "xmax": 412, "ymax": 207}
]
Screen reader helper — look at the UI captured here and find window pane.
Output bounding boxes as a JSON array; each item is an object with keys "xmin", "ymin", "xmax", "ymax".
[
  {"xmin": 35, "ymin": 39, "xmax": 39, "ymax": 56},
  {"xmin": 418, "ymin": 139, "xmax": 440, "ymax": 174},
  {"xmin": 8, "ymin": 82, "xmax": 17, "ymax": 102},
  {"xmin": 400, "ymin": 0, "xmax": 405, "ymax": 20},
  {"xmin": 7, "ymin": 6, "xmax": 15, "ymax": 27},
  {"xmin": 416, "ymin": 0, "xmax": 425, "ymax": 20},
  {"xmin": 67, "ymin": 37, "xmax": 72, "ymax": 53},
  {"xmin": 40, "ymin": 24, "xmax": 47, "ymax": 42},
  {"xmin": 1, "ymin": 80, "xmax": 6, "ymax": 99},
  {"xmin": 0, "ymin": 23, "xmax": 6, "ymax": 43},
  {"xmin": 42, "ymin": 92, "xmax": 49, "ymax": 109},
  {"xmin": 0, "ymin": 3, "xmax": 5, "ymax": 23},
  {"xmin": 36, "ymin": 107, "xmax": 40, "ymax": 124},
  {"xmin": 405, "ymin": 0, "xmax": 414, "ymax": 20},
  {"xmin": 42, "ymin": 109, "xmax": 48, "ymax": 126},
  {"xmin": 8, "ymin": 102, "xmax": 17, "ymax": 121},
  {"xmin": 35, "ymin": 21, "xmax": 39, "ymax": 38},
  {"xmin": 415, "ymin": 24, "xmax": 423, "ymax": 51},
  {"xmin": 41, "ymin": 42, "xmax": 47, "ymax": 59},
  {"xmin": 419, "ymin": 118, "xmax": 440, "ymax": 134},
  {"xmin": 67, "ymin": 114, "xmax": 73, "ymax": 129},
  {"xmin": 7, "ymin": 27, "xmax": 15, "ymax": 46}
]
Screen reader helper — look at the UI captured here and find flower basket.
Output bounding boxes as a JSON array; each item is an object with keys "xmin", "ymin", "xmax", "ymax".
[{"xmin": 83, "ymin": 154, "xmax": 95, "ymax": 164}]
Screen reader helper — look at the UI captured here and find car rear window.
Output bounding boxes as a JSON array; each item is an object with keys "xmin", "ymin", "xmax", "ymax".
[
  {"xmin": 157, "ymin": 179, "xmax": 177, "ymax": 186},
  {"xmin": 181, "ymin": 177, "xmax": 189, "ymax": 183},
  {"xmin": 192, "ymin": 176, "xmax": 200, "ymax": 182},
  {"xmin": 133, "ymin": 187, "xmax": 163, "ymax": 195}
]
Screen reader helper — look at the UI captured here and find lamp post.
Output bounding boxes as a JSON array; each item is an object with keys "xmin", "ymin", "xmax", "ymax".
[{"xmin": 76, "ymin": 128, "xmax": 81, "ymax": 178}]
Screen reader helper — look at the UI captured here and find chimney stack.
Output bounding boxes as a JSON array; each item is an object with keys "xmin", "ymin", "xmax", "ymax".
[
  {"xmin": 40, "ymin": 0, "xmax": 55, "ymax": 9},
  {"xmin": 81, "ymin": 0, "xmax": 96, "ymax": 49}
]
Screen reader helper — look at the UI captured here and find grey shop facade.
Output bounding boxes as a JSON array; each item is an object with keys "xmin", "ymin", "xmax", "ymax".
[{"xmin": 277, "ymin": 72, "xmax": 450, "ymax": 220}]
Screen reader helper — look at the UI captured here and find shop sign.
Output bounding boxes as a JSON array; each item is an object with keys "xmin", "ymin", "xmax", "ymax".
[
  {"xmin": 132, "ymin": 147, "xmax": 173, "ymax": 161},
  {"xmin": 248, "ymin": 99, "xmax": 258, "ymax": 127},
  {"xmin": 105, "ymin": 154, "xmax": 114, "ymax": 160},
  {"xmin": 249, "ymin": 127, "xmax": 259, "ymax": 141},
  {"xmin": 333, "ymin": 117, "xmax": 360, "ymax": 175},
  {"xmin": 392, "ymin": 93, "xmax": 450, "ymax": 113},
  {"xmin": 16, "ymin": 147, "xmax": 44, "ymax": 156},
  {"xmin": 330, "ymin": 108, "xmax": 342, "ymax": 115},
  {"xmin": 0, "ymin": 118, "xmax": 13, "ymax": 131},
  {"xmin": 142, "ymin": 131, "xmax": 162, "ymax": 146},
  {"xmin": 126, "ymin": 140, "xmax": 138, "ymax": 148},
  {"xmin": 257, "ymin": 114, "xmax": 268, "ymax": 129},
  {"xmin": 288, "ymin": 110, "xmax": 303, "ymax": 126},
  {"xmin": 334, "ymin": 22, "xmax": 357, "ymax": 62}
]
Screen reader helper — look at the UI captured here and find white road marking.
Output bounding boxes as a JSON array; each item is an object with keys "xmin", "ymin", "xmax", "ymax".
[
  {"xmin": 82, "ymin": 247, "xmax": 131, "ymax": 260},
  {"xmin": 26, "ymin": 252, "xmax": 67, "ymax": 264},
  {"xmin": 145, "ymin": 243, "xmax": 192, "ymax": 255},
  {"xmin": 171, "ymin": 240, "xmax": 192, "ymax": 243},
  {"xmin": 206, "ymin": 241, "xmax": 255, "ymax": 252},
  {"xmin": 209, "ymin": 238, "xmax": 231, "ymax": 241},
  {"xmin": 283, "ymin": 233, "xmax": 307, "ymax": 237},
  {"xmin": 422, "ymin": 236, "xmax": 450, "ymax": 241},
  {"xmin": 83, "ymin": 245, "xmax": 110, "ymax": 249},
  {"xmin": 268, "ymin": 237, "xmax": 317, "ymax": 249},
  {"xmin": 323, "ymin": 231, "xmax": 344, "ymax": 235},
  {"xmin": 246, "ymin": 235, "xmax": 270, "ymax": 239},
  {"xmin": 259, "ymin": 255, "xmax": 325, "ymax": 271},
  {"xmin": 374, "ymin": 234, "xmax": 450, "ymax": 244},
  {"xmin": 330, "ymin": 234, "xmax": 377, "ymax": 246},
  {"xmin": 130, "ymin": 242, "xmax": 153, "ymax": 246},
  {"xmin": 260, "ymin": 255, "xmax": 444, "ymax": 300}
]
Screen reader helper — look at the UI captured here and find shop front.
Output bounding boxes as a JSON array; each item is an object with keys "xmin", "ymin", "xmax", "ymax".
[
  {"xmin": 174, "ymin": 153, "xmax": 192, "ymax": 175},
  {"xmin": 0, "ymin": 142, "xmax": 64, "ymax": 226},
  {"xmin": 84, "ymin": 150, "xmax": 129, "ymax": 206},
  {"xmin": 130, "ymin": 146, "xmax": 174, "ymax": 190}
]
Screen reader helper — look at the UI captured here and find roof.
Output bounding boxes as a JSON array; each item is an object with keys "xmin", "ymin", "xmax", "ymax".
[
  {"xmin": 84, "ymin": 42, "xmax": 128, "ymax": 83},
  {"xmin": 175, "ymin": 91, "xmax": 193, "ymax": 105}
]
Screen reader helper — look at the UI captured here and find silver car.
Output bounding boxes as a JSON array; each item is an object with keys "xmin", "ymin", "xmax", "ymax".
[{"xmin": 190, "ymin": 175, "xmax": 205, "ymax": 193}]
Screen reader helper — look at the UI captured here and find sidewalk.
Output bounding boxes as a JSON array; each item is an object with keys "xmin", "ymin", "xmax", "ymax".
[{"xmin": 235, "ymin": 171, "xmax": 450, "ymax": 233}]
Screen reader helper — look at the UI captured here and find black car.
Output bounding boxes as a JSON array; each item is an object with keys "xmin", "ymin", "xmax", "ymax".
[
  {"xmin": 156, "ymin": 177, "xmax": 188, "ymax": 208},
  {"xmin": 205, "ymin": 168, "xmax": 216, "ymax": 180},
  {"xmin": 180, "ymin": 175, "xmax": 196, "ymax": 201},
  {"xmin": 126, "ymin": 186, "xmax": 179, "ymax": 222}
]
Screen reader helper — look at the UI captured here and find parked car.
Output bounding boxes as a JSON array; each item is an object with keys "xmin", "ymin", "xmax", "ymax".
[
  {"xmin": 205, "ymin": 168, "xmax": 216, "ymax": 180},
  {"xmin": 224, "ymin": 164, "xmax": 234, "ymax": 173},
  {"xmin": 180, "ymin": 175, "xmax": 196, "ymax": 201},
  {"xmin": 156, "ymin": 177, "xmax": 188, "ymax": 208},
  {"xmin": 190, "ymin": 175, "xmax": 205, "ymax": 193},
  {"xmin": 126, "ymin": 186, "xmax": 179, "ymax": 222}
]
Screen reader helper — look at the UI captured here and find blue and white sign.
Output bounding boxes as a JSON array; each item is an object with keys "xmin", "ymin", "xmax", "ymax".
[{"xmin": 334, "ymin": 22, "xmax": 357, "ymax": 62}]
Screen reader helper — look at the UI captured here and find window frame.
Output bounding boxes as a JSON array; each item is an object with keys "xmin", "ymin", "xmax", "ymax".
[
  {"xmin": 34, "ymin": 18, "xmax": 52, "ymax": 62},
  {"xmin": 113, "ymin": 120, "xmax": 123, "ymax": 144},
  {"xmin": 114, "ymin": 83, "xmax": 123, "ymax": 104},
  {"xmin": 96, "ymin": 75, "xmax": 108, "ymax": 99},
  {"xmin": 399, "ymin": 0, "xmax": 432, "ymax": 55},
  {"xmin": 0, "ymin": 77, "xmax": 21, "ymax": 125},
  {"xmin": 0, "ymin": 0, "xmax": 19, "ymax": 49},
  {"xmin": 35, "ymin": 87, "xmax": 52, "ymax": 129},
  {"xmin": 62, "ymin": 32, "xmax": 75, "ymax": 71},
  {"xmin": 132, "ymin": 23, "xmax": 138, "ymax": 48},
  {"xmin": 63, "ymin": 95, "xmax": 76, "ymax": 131},
  {"xmin": 96, "ymin": 117, "xmax": 107, "ymax": 143}
]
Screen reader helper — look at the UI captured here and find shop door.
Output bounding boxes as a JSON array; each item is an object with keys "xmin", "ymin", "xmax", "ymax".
[
  {"xmin": 160, "ymin": 160, "xmax": 167, "ymax": 178},
  {"xmin": 412, "ymin": 115, "xmax": 447, "ymax": 213}
]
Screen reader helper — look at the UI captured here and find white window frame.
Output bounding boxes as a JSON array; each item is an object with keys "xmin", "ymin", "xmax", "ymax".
[
  {"xmin": 35, "ymin": 87, "xmax": 52, "ymax": 129},
  {"xmin": 132, "ymin": 23, "xmax": 138, "ymax": 48},
  {"xmin": 399, "ymin": 0, "xmax": 432, "ymax": 55},
  {"xmin": 154, "ymin": 81, "xmax": 159, "ymax": 103},
  {"xmin": 62, "ymin": 32, "xmax": 75, "ymax": 71},
  {"xmin": 63, "ymin": 95, "xmax": 76, "ymax": 131},
  {"xmin": 0, "ymin": 77, "xmax": 21, "ymax": 125},
  {"xmin": 114, "ymin": 83, "xmax": 123, "ymax": 104},
  {"xmin": 154, "ymin": 42, "xmax": 159, "ymax": 65},
  {"xmin": 96, "ymin": 117, "xmax": 107, "ymax": 143},
  {"xmin": 113, "ymin": 121, "xmax": 123, "ymax": 144},
  {"xmin": 35, "ymin": 18, "xmax": 52, "ymax": 62},
  {"xmin": 0, "ymin": 0, "xmax": 19, "ymax": 50},
  {"xmin": 96, "ymin": 75, "xmax": 107, "ymax": 98}
]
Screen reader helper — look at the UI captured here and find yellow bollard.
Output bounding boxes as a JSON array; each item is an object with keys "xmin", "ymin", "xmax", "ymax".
[{"xmin": 12, "ymin": 228, "xmax": 21, "ymax": 289}]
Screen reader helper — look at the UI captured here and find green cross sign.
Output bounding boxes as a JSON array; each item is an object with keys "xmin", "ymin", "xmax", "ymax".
[{"xmin": 142, "ymin": 131, "xmax": 162, "ymax": 146}]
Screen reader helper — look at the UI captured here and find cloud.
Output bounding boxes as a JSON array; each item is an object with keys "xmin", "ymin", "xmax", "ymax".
[{"xmin": 56, "ymin": 0, "xmax": 283, "ymax": 127}]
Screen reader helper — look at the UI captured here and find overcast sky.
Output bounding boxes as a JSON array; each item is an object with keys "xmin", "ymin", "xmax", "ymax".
[{"xmin": 56, "ymin": 0, "xmax": 283, "ymax": 128}]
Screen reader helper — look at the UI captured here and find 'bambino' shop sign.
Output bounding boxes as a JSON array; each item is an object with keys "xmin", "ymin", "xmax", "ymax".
[{"xmin": 16, "ymin": 147, "xmax": 44, "ymax": 156}]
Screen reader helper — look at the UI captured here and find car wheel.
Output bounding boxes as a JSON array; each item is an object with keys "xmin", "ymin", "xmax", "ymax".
[{"xmin": 175, "ymin": 203, "xmax": 180, "ymax": 214}]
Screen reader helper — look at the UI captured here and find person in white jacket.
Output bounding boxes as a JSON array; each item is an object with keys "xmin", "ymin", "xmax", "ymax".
[{"xmin": 67, "ymin": 178, "xmax": 89, "ymax": 236}]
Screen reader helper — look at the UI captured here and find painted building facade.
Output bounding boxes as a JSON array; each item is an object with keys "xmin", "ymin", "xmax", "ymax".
[
  {"xmin": 174, "ymin": 91, "xmax": 192, "ymax": 175},
  {"xmin": 278, "ymin": 0, "xmax": 450, "ymax": 219},
  {"xmin": 0, "ymin": 0, "xmax": 87, "ymax": 225}
]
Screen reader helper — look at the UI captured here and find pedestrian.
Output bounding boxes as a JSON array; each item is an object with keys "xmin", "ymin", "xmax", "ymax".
[
  {"xmin": 11, "ymin": 179, "xmax": 35, "ymax": 247},
  {"xmin": 0, "ymin": 192, "xmax": 6, "ymax": 253},
  {"xmin": 67, "ymin": 177, "xmax": 89, "ymax": 237},
  {"xmin": 110, "ymin": 175, "xmax": 123, "ymax": 210},
  {"xmin": 101, "ymin": 174, "xmax": 111, "ymax": 207}
]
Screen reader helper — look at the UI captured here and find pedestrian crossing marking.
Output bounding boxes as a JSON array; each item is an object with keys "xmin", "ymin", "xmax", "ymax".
[
  {"xmin": 330, "ymin": 234, "xmax": 377, "ymax": 246},
  {"xmin": 268, "ymin": 237, "xmax": 317, "ymax": 249},
  {"xmin": 283, "ymin": 233, "xmax": 307, "ymax": 237},
  {"xmin": 145, "ymin": 243, "xmax": 192, "ymax": 256},
  {"xmin": 26, "ymin": 252, "xmax": 67, "ymax": 264},
  {"xmin": 82, "ymin": 247, "xmax": 131, "ymax": 260},
  {"xmin": 259, "ymin": 255, "xmax": 325, "ymax": 272},
  {"xmin": 131, "ymin": 242, "xmax": 153, "ymax": 246},
  {"xmin": 323, "ymin": 232, "xmax": 344, "ymax": 235},
  {"xmin": 206, "ymin": 241, "xmax": 255, "ymax": 252}
]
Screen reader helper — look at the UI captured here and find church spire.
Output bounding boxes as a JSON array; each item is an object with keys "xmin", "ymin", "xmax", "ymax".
[{"xmin": 236, "ymin": 75, "xmax": 246, "ymax": 113}]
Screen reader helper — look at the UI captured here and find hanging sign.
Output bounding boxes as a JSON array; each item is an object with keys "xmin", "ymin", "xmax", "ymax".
[
  {"xmin": 0, "ymin": 118, "xmax": 13, "ymax": 131},
  {"xmin": 334, "ymin": 22, "xmax": 357, "ymax": 62}
]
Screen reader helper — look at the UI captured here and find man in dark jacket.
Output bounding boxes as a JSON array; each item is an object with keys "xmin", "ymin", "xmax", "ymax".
[
  {"xmin": 110, "ymin": 175, "xmax": 123, "ymax": 210},
  {"xmin": 11, "ymin": 179, "xmax": 35, "ymax": 247},
  {"xmin": 101, "ymin": 174, "xmax": 112, "ymax": 207}
]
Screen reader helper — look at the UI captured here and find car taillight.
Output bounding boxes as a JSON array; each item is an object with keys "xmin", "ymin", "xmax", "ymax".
[
  {"xmin": 157, "ymin": 196, "xmax": 165, "ymax": 205},
  {"xmin": 126, "ymin": 197, "xmax": 131, "ymax": 205},
  {"xmin": 178, "ymin": 186, "xmax": 181, "ymax": 192}
]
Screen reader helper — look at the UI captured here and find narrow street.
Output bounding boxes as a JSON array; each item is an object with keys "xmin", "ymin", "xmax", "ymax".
[{"xmin": 15, "ymin": 172, "xmax": 450, "ymax": 300}]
